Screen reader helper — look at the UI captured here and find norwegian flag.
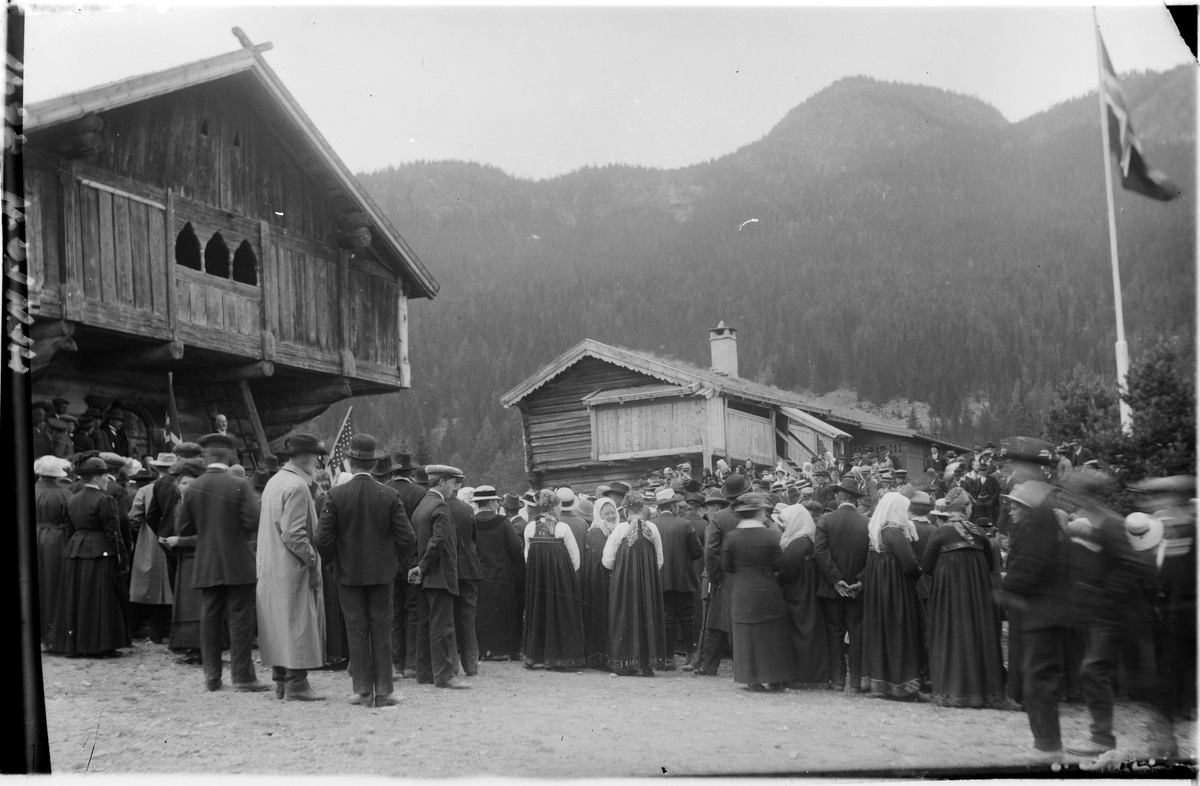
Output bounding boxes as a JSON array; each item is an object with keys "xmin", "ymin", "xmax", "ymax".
[
  {"xmin": 324, "ymin": 406, "xmax": 355, "ymax": 474},
  {"xmin": 1099, "ymin": 34, "xmax": 1179, "ymax": 201}
]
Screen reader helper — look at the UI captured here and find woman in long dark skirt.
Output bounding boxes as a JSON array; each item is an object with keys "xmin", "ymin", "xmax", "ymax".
[
  {"xmin": 722, "ymin": 492, "xmax": 797, "ymax": 692},
  {"xmin": 36, "ymin": 456, "xmax": 72, "ymax": 648},
  {"xmin": 473, "ymin": 487, "xmax": 526, "ymax": 660},
  {"xmin": 51, "ymin": 457, "xmax": 131, "ymax": 656},
  {"xmin": 778, "ymin": 504, "xmax": 829, "ymax": 689},
  {"xmin": 163, "ymin": 460, "xmax": 206, "ymax": 662},
  {"xmin": 603, "ymin": 492, "xmax": 666, "ymax": 676},
  {"xmin": 921, "ymin": 487, "xmax": 1006, "ymax": 707},
  {"xmin": 582, "ymin": 497, "xmax": 618, "ymax": 668},
  {"xmin": 860, "ymin": 492, "xmax": 926, "ymax": 699},
  {"xmin": 522, "ymin": 490, "xmax": 585, "ymax": 670}
]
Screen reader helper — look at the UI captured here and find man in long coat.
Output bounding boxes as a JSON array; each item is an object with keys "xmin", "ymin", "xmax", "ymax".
[
  {"xmin": 814, "ymin": 479, "xmax": 870, "ymax": 693},
  {"xmin": 385, "ymin": 453, "xmax": 428, "ymax": 677},
  {"xmin": 315, "ymin": 434, "xmax": 415, "ymax": 707},
  {"xmin": 176, "ymin": 433, "xmax": 266, "ymax": 692},
  {"xmin": 449, "ymin": 490, "xmax": 482, "ymax": 678},
  {"xmin": 652, "ymin": 487, "xmax": 704, "ymax": 669},
  {"xmin": 258, "ymin": 433, "xmax": 328, "ymax": 701},
  {"xmin": 408, "ymin": 464, "xmax": 469, "ymax": 689},
  {"xmin": 694, "ymin": 474, "xmax": 750, "ymax": 676}
]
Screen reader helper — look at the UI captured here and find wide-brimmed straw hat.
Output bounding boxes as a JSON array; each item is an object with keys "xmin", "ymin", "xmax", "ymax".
[{"xmin": 1124, "ymin": 512, "xmax": 1164, "ymax": 552}]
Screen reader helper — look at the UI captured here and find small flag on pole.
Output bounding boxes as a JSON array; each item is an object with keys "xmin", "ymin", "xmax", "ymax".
[
  {"xmin": 166, "ymin": 372, "xmax": 182, "ymax": 446},
  {"xmin": 1098, "ymin": 34, "xmax": 1180, "ymax": 201},
  {"xmin": 325, "ymin": 406, "xmax": 355, "ymax": 474}
]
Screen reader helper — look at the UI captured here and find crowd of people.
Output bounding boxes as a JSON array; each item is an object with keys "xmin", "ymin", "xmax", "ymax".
[{"xmin": 31, "ymin": 399, "xmax": 1195, "ymax": 762}]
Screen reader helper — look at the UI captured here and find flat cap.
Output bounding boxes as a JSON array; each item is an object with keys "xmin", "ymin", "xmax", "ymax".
[
  {"xmin": 198, "ymin": 432, "xmax": 237, "ymax": 450},
  {"xmin": 425, "ymin": 464, "xmax": 464, "ymax": 479}
]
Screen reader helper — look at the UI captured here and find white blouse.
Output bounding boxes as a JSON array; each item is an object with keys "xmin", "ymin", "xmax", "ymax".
[
  {"xmin": 523, "ymin": 519, "xmax": 581, "ymax": 571},
  {"xmin": 601, "ymin": 520, "xmax": 664, "ymax": 570}
]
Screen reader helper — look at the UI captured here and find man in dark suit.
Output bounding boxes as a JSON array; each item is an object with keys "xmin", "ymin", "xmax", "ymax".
[
  {"xmin": 407, "ymin": 464, "xmax": 469, "ymax": 689},
  {"xmin": 384, "ymin": 454, "xmax": 428, "ymax": 678},
  {"xmin": 96, "ymin": 408, "xmax": 129, "ymax": 457},
  {"xmin": 925, "ymin": 446, "xmax": 947, "ymax": 475},
  {"xmin": 652, "ymin": 487, "xmax": 704, "ymax": 669},
  {"xmin": 174, "ymin": 433, "xmax": 267, "ymax": 692},
  {"xmin": 694, "ymin": 474, "xmax": 750, "ymax": 676},
  {"xmin": 813, "ymin": 479, "xmax": 870, "ymax": 693},
  {"xmin": 316, "ymin": 434, "xmax": 416, "ymax": 707},
  {"xmin": 448, "ymin": 489, "xmax": 482, "ymax": 678}
]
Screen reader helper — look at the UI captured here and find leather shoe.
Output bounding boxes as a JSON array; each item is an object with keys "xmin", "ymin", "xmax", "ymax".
[
  {"xmin": 205, "ymin": 679, "xmax": 223, "ymax": 692},
  {"xmin": 437, "ymin": 677, "xmax": 471, "ymax": 690},
  {"xmin": 347, "ymin": 693, "xmax": 373, "ymax": 706},
  {"xmin": 401, "ymin": 669, "xmax": 417, "ymax": 679},
  {"xmin": 374, "ymin": 693, "xmax": 401, "ymax": 707},
  {"xmin": 1065, "ymin": 740, "xmax": 1114, "ymax": 757},
  {"xmin": 284, "ymin": 687, "xmax": 325, "ymax": 701},
  {"xmin": 232, "ymin": 680, "xmax": 271, "ymax": 693}
]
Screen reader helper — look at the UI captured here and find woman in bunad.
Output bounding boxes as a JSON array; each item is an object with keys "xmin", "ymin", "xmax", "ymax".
[
  {"xmin": 721, "ymin": 492, "xmax": 798, "ymax": 692},
  {"xmin": 778, "ymin": 504, "xmax": 830, "ymax": 689},
  {"xmin": 51, "ymin": 456, "xmax": 131, "ymax": 657},
  {"xmin": 581, "ymin": 496, "xmax": 619, "ymax": 669},
  {"xmin": 35, "ymin": 456, "xmax": 72, "ymax": 649},
  {"xmin": 920, "ymin": 487, "xmax": 1006, "ymax": 708},
  {"xmin": 603, "ymin": 491, "xmax": 666, "ymax": 676},
  {"xmin": 522, "ymin": 489, "xmax": 585, "ymax": 670},
  {"xmin": 162, "ymin": 458, "xmax": 207, "ymax": 663},
  {"xmin": 860, "ymin": 491, "xmax": 926, "ymax": 700}
]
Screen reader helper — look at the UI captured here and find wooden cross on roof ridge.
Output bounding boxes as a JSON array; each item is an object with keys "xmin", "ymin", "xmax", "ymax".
[{"xmin": 232, "ymin": 27, "xmax": 274, "ymax": 55}]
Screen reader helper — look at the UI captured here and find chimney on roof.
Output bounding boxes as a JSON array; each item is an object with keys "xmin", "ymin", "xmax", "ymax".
[{"xmin": 709, "ymin": 321, "xmax": 738, "ymax": 377}]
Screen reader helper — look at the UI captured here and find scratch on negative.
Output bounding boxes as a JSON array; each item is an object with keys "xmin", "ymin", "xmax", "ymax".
[{"xmin": 84, "ymin": 714, "xmax": 101, "ymax": 772}]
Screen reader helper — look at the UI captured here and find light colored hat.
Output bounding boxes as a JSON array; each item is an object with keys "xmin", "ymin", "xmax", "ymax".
[
  {"xmin": 677, "ymin": 462, "xmax": 692, "ymax": 470},
  {"xmin": 473, "ymin": 485, "xmax": 500, "ymax": 501},
  {"xmin": 909, "ymin": 491, "xmax": 932, "ymax": 507},
  {"xmin": 555, "ymin": 487, "xmax": 578, "ymax": 511},
  {"xmin": 124, "ymin": 458, "xmax": 143, "ymax": 477},
  {"xmin": 654, "ymin": 486, "xmax": 684, "ymax": 505},
  {"xmin": 1124, "ymin": 512, "xmax": 1164, "ymax": 552},
  {"xmin": 150, "ymin": 452, "xmax": 177, "ymax": 468},
  {"xmin": 425, "ymin": 464, "xmax": 465, "ymax": 480},
  {"xmin": 1001, "ymin": 480, "xmax": 1053, "ymax": 510},
  {"xmin": 34, "ymin": 456, "xmax": 67, "ymax": 478}
]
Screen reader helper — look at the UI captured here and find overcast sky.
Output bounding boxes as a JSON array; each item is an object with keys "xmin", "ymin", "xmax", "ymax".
[{"xmin": 22, "ymin": 2, "xmax": 1195, "ymax": 181}]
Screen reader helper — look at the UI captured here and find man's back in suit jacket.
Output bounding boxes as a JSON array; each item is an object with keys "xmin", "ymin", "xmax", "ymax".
[
  {"xmin": 813, "ymin": 504, "xmax": 870, "ymax": 600},
  {"xmin": 413, "ymin": 490, "xmax": 459, "ymax": 595},
  {"xmin": 388, "ymin": 477, "xmax": 428, "ymax": 521},
  {"xmin": 316, "ymin": 474, "xmax": 416, "ymax": 585},
  {"xmin": 655, "ymin": 512, "xmax": 703, "ymax": 592},
  {"xmin": 178, "ymin": 466, "xmax": 260, "ymax": 588},
  {"xmin": 448, "ymin": 497, "xmax": 482, "ymax": 582}
]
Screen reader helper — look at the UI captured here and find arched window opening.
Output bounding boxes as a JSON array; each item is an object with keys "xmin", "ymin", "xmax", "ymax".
[
  {"xmin": 232, "ymin": 240, "xmax": 258, "ymax": 286},
  {"xmin": 200, "ymin": 118, "xmax": 209, "ymax": 136},
  {"xmin": 174, "ymin": 223, "xmax": 202, "ymax": 270},
  {"xmin": 205, "ymin": 232, "xmax": 230, "ymax": 278}
]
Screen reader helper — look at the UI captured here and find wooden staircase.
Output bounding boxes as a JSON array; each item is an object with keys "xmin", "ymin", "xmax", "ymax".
[{"xmin": 198, "ymin": 379, "xmax": 271, "ymax": 469}]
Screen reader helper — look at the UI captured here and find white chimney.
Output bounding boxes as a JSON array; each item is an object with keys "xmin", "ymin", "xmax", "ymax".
[{"xmin": 709, "ymin": 321, "xmax": 738, "ymax": 377}]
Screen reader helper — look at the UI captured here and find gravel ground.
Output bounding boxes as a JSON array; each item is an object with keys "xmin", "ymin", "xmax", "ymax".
[{"xmin": 42, "ymin": 641, "xmax": 1195, "ymax": 778}]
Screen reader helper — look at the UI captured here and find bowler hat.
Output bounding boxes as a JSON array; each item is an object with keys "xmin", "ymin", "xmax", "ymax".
[
  {"xmin": 285, "ymin": 433, "xmax": 328, "ymax": 457},
  {"xmin": 198, "ymin": 432, "xmax": 236, "ymax": 451},
  {"xmin": 721, "ymin": 473, "xmax": 751, "ymax": 500},
  {"xmin": 346, "ymin": 433, "xmax": 386, "ymax": 461},
  {"xmin": 500, "ymin": 493, "xmax": 522, "ymax": 512},
  {"xmin": 104, "ymin": 408, "xmax": 126, "ymax": 421},
  {"xmin": 391, "ymin": 452, "xmax": 420, "ymax": 474},
  {"xmin": 76, "ymin": 456, "xmax": 109, "ymax": 476}
]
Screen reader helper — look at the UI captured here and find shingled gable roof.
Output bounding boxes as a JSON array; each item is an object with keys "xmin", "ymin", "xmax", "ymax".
[
  {"xmin": 25, "ymin": 45, "xmax": 439, "ymax": 300},
  {"xmin": 499, "ymin": 338, "xmax": 937, "ymax": 442}
]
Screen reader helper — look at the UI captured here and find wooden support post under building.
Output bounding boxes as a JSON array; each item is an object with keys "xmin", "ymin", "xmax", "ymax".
[
  {"xmin": 397, "ymin": 284, "xmax": 410, "ymax": 388},
  {"xmin": 239, "ymin": 379, "xmax": 272, "ymax": 459}
]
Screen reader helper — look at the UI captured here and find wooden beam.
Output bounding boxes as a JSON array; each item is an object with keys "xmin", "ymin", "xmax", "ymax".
[
  {"xmin": 397, "ymin": 283, "xmax": 410, "ymax": 387},
  {"xmin": 253, "ymin": 377, "xmax": 352, "ymax": 411},
  {"xmin": 29, "ymin": 319, "xmax": 75, "ymax": 340},
  {"xmin": 180, "ymin": 360, "xmax": 274, "ymax": 383},
  {"xmin": 239, "ymin": 379, "xmax": 272, "ymax": 459},
  {"xmin": 165, "ymin": 187, "xmax": 178, "ymax": 339},
  {"xmin": 336, "ymin": 226, "xmax": 371, "ymax": 250},
  {"xmin": 594, "ymin": 445, "xmax": 705, "ymax": 463},
  {"xmin": 84, "ymin": 340, "xmax": 184, "ymax": 370},
  {"xmin": 258, "ymin": 220, "xmax": 273, "ymax": 360}
]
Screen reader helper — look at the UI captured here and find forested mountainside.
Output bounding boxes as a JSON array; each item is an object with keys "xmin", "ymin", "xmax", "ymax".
[{"xmin": 310, "ymin": 67, "xmax": 1195, "ymax": 488}]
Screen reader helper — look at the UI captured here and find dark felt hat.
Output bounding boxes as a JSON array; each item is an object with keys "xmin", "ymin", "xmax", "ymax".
[
  {"xmin": 371, "ymin": 455, "xmax": 394, "ymax": 477},
  {"xmin": 721, "ymin": 473, "xmax": 752, "ymax": 500},
  {"xmin": 347, "ymin": 433, "xmax": 386, "ymax": 461},
  {"xmin": 501, "ymin": 492, "xmax": 522, "ymax": 512},
  {"xmin": 607, "ymin": 481, "xmax": 631, "ymax": 497},
  {"xmin": 105, "ymin": 408, "xmax": 126, "ymax": 421},
  {"xmin": 391, "ymin": 452, "xmax": 420, "ymax": 474},
  {"xmin": 285, "ymin": 433, "xmax": 328, "ymax": 457},
  {"xmin": 76, "ymin": 456, "xmax": 109, "ymax": 476},
  {"xmin": 835, "ymin": 478, "xmax": 866, "ymax": 497},
  {"xmin": 198, "ymin": 432, "xmax": 236, "ymax": 451}
]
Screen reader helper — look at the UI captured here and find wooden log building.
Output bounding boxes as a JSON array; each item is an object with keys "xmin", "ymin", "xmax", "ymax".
[
  {"xmin": 22, "ymin": 35, "xmax": 438, "ymax": 466},
  {"xmin": 500, "ymin": 324, "xmax": 964, "ymax": 490}
]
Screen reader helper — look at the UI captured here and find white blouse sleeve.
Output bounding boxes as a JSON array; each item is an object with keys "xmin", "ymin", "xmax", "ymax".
[
  {"xmin": 602, "ymin": 522, "xmax": 628, "ymax": 570},
  {"xmin": 557, "ymin": 522, "xmax": 581, "ymax": 571},
  {"xmin": 646, "ymin": 521, "xmax": 665, "ymax": 569},
  {"xmin": 523, "ymin": 521, "xmax": 536, "ymax": 562}
]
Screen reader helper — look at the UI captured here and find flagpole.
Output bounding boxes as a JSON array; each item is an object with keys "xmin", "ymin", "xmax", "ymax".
[{"xmin": 1093, "ymin": 10, "xmax": 1134, "ymax": 434}]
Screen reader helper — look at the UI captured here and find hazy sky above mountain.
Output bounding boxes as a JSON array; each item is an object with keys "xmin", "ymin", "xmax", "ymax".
[{"xmin": 23, "ymin": 2, "xmax": 1194, "ymax": 180}]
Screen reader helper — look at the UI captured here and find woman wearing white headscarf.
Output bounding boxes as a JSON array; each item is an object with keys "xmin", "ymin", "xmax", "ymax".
[
  {"xmin": 778, "ymin": 504, "xmax": 830, "ymax": 689},
  {"xmin": 581, "ymin": 496, "xmax": 618, "ymax": 668},
  {"xmin": 860, "ymin": 492, "xmax": 926, "ymax": 700},
  {"xmin": 603, "ymin": 492, "xmax": 666, "ymax": 675},
  {"xmin": 920, "ymin": 487, "xmax": 1005, "ymax": 707}
]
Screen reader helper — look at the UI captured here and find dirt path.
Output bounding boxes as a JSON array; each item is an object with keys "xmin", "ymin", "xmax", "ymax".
[{"xmin": 42, "ymin": 642, "xmax": 1194, "ymax": 777}]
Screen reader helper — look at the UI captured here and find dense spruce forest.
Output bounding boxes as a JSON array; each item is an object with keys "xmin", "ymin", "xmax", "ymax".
[{"xmin": 309, "ymin": 67, "xmax": 1196, "ymax": 491}]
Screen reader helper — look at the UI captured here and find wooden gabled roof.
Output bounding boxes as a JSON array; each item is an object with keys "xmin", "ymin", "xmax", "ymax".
[
  {"xmin": 25, "ymin": 43, "xmax": 439, "ymax": 300},
  {"xmin": 500, "ymin": 338, "xmax": 965, "ymax": 449}
]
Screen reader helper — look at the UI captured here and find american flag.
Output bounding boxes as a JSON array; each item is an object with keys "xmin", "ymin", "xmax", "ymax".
[{"xmin": 324, "ymin": 406, "xmax": 355, "ymax": 474}]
